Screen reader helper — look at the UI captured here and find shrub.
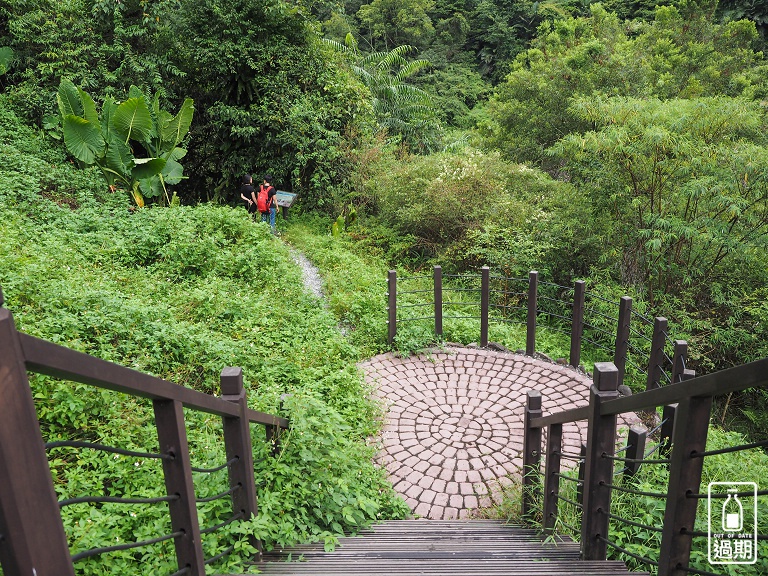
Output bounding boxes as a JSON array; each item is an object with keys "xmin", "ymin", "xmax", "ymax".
[{"xmin": 1, "ymin": 187, "xmax": 408, "ymax": 573}]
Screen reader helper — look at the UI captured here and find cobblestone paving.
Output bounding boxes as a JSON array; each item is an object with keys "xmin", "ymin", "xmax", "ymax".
[{"xmin": 361, "ymin": 346, "xmax": 639, "ymax": 520}]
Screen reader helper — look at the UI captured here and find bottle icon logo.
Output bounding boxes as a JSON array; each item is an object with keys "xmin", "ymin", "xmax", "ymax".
[
  {"xmin": 709, "ymin": 482, "xmax": 757, "ymax": 565},
  {"xmin": 722, "ymin": 490, "xmax": 743, "ymax": 532}
]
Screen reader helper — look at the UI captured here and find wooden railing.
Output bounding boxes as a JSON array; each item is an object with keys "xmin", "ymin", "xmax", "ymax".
[
  {"xmin": 523, "ymin": 358, "xmax": 768, "ymax": 575},
  {"xmin": 0, "ymin": 288, "xmax": 289, "ymax": 576},
  {"xmin": 388, "ymin": 266, "xmax": 690, "ymax": 391}
]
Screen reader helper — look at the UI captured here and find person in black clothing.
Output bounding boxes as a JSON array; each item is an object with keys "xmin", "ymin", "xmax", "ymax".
[{"xmin": 239, "ymin": 174, "xmax": 256, "ymax": 216}]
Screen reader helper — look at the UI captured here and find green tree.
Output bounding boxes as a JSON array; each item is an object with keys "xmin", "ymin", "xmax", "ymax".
[
  {"xmin": 356, "ymin": 0, "xmax": 435, "ymax": 50},
  {"xmin": 326, "ymin": 39, "xmax": 442, "ymax": 152},
  {"xmin": 2, "ymin": 0, "xmax": 181, "ymax": 122},
  {"xmin": 550, "ymin": 96, "xmax": 768, "ymax": 303},
  {"xmin": 167, "ymin": 0, "xmax": 374, "ymax": 209},
  {"xmin": 718, "ymin": 0, "xmax": 768, "ymax": 45},
  {"xmin": 482, "ymin": 2, "xmax": 768, "ymax": 167}
]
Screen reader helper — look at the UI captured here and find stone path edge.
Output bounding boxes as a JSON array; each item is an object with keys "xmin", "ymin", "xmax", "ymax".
[{"xmin": 360, "ymin": 345, "xmax": 639, "ymax": 520}]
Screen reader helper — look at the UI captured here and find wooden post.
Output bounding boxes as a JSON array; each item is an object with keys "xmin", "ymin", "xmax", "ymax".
[
  {"xmin": 659, "ymin": 404, "xmax": 677, "ymax": 460},
  {"xmin": 526, "ymin": 271, "xmax": 539, "ymax": 355},
  {"xmin": 434, "ymin": 266, "xmax": 443, "ymax": 338},
  {"xmin": 576, "ymin": 443, "xmax": 587, "ymax": 507},
  {"xmin": 581, "ymin": 363, "xmax": 620, "ymax": 561},
  {"xmin": 153, "ymin": 399, "xmax": 206, "ymax": 574},
  {"xmin": 570, "ymin": 281, "xmax": 586, "ymax": 368},
  {"xmin": 480, "ymin": 266, "xmax": 489, "ymax": 347},
  {"xmin": 543, "ymin": 423, "xmax": 563, "ymax": 534},
  {"xmin": 387, "ymin": 270, "xmax": 397, "ymax": 346},
  {"xmin": 0, "ymin": 307, "xmax": 76, "ymax": 576},
  {"xmin": 623, "ymin": 425, "xmax": 648, "ymax": 479},
  {"xmin": 522, "ymin": 390, "xmax": 543, "ymax": 523},
  {"xmin": 220, "ymin": 368, "xmax": 261, "ymax": 557},
  {"xmin": 646, "ymin": 317, "xmax": 668, "ymax": 391},
  {"xmin": 670, "ymin": 340, "xmax": 688, "ymax": 384},
  {"xmin": 657, "ymin": 394, "xmax": 713, "ymax": 576},
  {"xmin": 613, "ymin": 297, "xmax": 632, "ymax": 388}
]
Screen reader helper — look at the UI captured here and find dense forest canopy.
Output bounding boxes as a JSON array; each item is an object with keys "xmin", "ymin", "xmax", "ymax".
[
  {"xmin": 1, "ymin": 0, "xmax": 766, "ymax": 375},
  {"xmin": 1, "ymin": 0, "xmax": 766, "ymax": 362}
]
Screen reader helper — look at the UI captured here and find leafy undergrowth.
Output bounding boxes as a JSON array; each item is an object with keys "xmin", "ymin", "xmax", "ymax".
[
  {"xmin": 0, "ymin": 104, "xmax": 408, "ymax": 574},
  {"xmin": 483, "ymin": 427, "xmax": 768, "ymax": 576},
  {"xmin": 282, "ymin": 216, "xmax": 393, "ymax": 360}
]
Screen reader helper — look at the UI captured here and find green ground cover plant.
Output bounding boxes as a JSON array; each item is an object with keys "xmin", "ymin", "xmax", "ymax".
[
  {"xmin": 0, "ymin": 99, "xmax": 408, "ymax": 573},
  {"xmin": 476, "ymin": 426, "xmax": 768, "ymax": 575},
  {"xmin": 282, "ymin": 216, "xmax": 395, "ymax": 359}
]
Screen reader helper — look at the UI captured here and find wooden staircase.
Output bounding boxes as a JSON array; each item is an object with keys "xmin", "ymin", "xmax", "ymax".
[{"xmin": 251, "ymin": 520, "xmax": 647, "ymax": 575}]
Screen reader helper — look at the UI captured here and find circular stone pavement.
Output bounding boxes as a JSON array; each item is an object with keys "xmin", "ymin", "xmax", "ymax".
[{"xmin": 360, "ymin": 346, "xmax": 639, "ymax": 520}]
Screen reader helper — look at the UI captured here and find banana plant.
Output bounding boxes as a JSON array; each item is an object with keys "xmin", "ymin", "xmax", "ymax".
[{"xmin": 57, "ymin": 79, "xmax": 194, "ymax": 207}]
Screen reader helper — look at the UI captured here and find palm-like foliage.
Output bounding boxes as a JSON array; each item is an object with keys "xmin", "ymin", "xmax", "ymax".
[
  {"xmin": 57, "ymin": 79, "xmax": 194, "ymax": 206},
  {"xmin": 326, "ymin": 36, "xmax": 441, "ymax": 152}
]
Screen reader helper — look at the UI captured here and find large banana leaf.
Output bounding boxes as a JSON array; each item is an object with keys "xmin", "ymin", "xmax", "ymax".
[
  {"xmin": 161, "ymin": 98, "xmax": 194, "ymax": 150},
  {"xmin": 57, "ymin": 79, "xmax": 84, "ymax": 118},
  {"xmin": 104, "ymin": 134, "xmax": 132, "ymax": 183},
  {"xmin": 168, "ymin": 146, "xmax": 187, "ymax": 161},
  {"xmin": 78, "ymin": 88, "xmax": 100, "ymax": 127},
  {"xmin": 131, "ymin": 157, "xmax": 166, "ymax": 180},
  {"xmin": 139, "ymin": 175, "xmax": 165, "ymax": 199},
  {"xmin": 161, "ymin": 157, "xmax": 184, "ymax": 185},
  {"xmin": 62, "ymin": 115, "xmax": 105, "ymax": 164},
  {"xmin": 100, "ymin": 97, "xmax": 118, "ymax": 143},
  {"xmin": 112, "ymin": 97, "xmax": 154, "ymax": 145}
]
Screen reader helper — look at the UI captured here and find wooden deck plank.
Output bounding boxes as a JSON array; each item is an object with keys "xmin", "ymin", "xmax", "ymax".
[{"xmin": 236, "ymin": 520, "xmax": 647, "ymax": 576}]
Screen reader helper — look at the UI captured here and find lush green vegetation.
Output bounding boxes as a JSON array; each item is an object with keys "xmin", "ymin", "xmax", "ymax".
[
  {"xmin": 0, "ymin": 98, "xmax": 407, "ymax": 573},
  {"xmin": 481, "ymin": 427, "xmax": 768, "ymax": 575},
  {"xmin": 2, "ymin": 0, "xmax": 768, "ymax": 573},
  {"xmin": 601, "ymin": 427, "xmax": 768, "ymax": 574}
]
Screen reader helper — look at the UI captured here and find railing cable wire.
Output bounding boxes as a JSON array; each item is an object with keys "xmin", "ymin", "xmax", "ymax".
[
  {"xmin": 71, "ymin": 530, "xmax": 184, "ymax": 562},
  {"xmin": 691, "ymin": 439, "xmax": 768, "ymax": 458},
  {"xmin": 601, "ymin": 452, "xmax": 670, "ymax": 465},
  {"xmin": 605, "ymin": 511, "xmax": 663, "ymax": 533},
  {"xmin": 200, "ymin": 512, "xmax": 244, "ymax": 535},
  {"xmin": 596, "ymin": 535, "xmax": 659, "ymax": 567},
  {"xmin": 46, "ymin": 440, "xmax": 169, "ymax": 461},
  {"xmin": 554, "ymin": 493, "xmax": 583, "ymax": 509},
  {"xmin": 59, "ymin": 494, "xmax": 179, "ymax": 508},
  {"xmin": 204, "ymin": 545, "xmax": 235, "ymax": 566},
  {"xmin": 196, "ymin": 484, "xmax": 240, "ymax": 503},
  {"xmin": 599, "ymin": 481, "xmax": 667, "ymax": 499},
  {"xmin": 191, "ymin": 456, "xmax": 239, "ymax": 474},
  {"xmin": 555, "ymin": 450, "xmax": 583, "ymax": 461}
]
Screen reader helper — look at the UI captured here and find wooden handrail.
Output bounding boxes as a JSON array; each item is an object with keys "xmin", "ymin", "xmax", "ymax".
[
  {"xmin": 529, "ymin": 405, "xmax": 590, "ymax": 429},
  {"xmin": 601, "ymin": 358, "xmax": 768, "ymax": 415},
  {"xmin": 524, "ymin": 357, "xmax": 768, "ymax": 575},
  {"xmin": 0, "ymin": 303, "xmax": 289, "ymax": 575},
  {"xmin": 18, "ymin": 332, "xmax": 289, "ymax": 428},
  {"xmin": 528, "ymin": 357, "xmax": 768, "ymax": 430}
]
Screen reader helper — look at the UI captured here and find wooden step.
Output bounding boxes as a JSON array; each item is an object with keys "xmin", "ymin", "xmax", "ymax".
[{"xmin": 237, "ymin": 520, "xmax": 648, "ymax": 576}]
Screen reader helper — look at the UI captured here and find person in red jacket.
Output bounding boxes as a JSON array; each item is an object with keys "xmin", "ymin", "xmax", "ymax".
[{"xmin": 257, "ymin": 174, "xmax": 277, "ymax": 233}]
